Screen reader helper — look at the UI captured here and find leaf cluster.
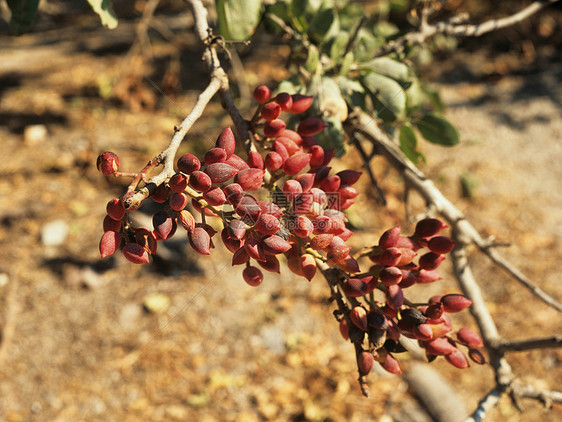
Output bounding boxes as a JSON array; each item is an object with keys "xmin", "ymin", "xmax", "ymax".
[{"xmin": 217, "ymin": 0, "xmax": 460, "ymax": 162}]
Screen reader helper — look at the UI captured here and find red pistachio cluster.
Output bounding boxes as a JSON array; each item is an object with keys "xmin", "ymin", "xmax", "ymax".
[
  {"xmin": 97, "ymin": 85, "xmax": 483, "ymax": 386},
  {"xmin": 338, "ymin": 219, "xmax": 485, "ymax": 376},
  {"xmin": 97, "ymin": 86, "xmax": 360, "ymax": 287}
]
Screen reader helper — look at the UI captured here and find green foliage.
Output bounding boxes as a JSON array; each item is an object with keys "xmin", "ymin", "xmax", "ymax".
[
  {"xmin": 399, "ymin": 124, "xmax": 425, "ymax": 165},
  {"xmin": 415, "ymin": 113, "xmax": 459, "ymax": 146},
  {"xmin": 214, "ymin": 0, "xmax": 461, "ymax": 161},
  {"xmin": 216, "ymin": 0, "xmax": 262, "ymax": 41},
  {"xmin": 6, "ymin": 0, "xmax": 39, "ymax": 35}
]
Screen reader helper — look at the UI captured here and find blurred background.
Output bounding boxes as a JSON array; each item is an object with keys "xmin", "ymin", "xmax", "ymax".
[{"xmin": 0, "ymin": 0, "xmax": 561, "ymax": 420}]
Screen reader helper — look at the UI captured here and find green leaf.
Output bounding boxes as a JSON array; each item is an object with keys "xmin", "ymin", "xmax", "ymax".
[
  {"xmin": 309, "ymin": 8, "xmax": 339, "ymax": 42},
  {"xmin": 361, "ymin": 72, "xmax": 406, "ymax": 121},
  {"xmin": 6, "ymin": 0, "xmax": 39, "ymax": 35},
  {"xmin": 399, "ymin": 124, "xmax": 424, "ymax": 164},
  {"xmin": 336, "ymin": 76, "xmax": 365, "ymax": 109},
  {"xmin": 353, "ymin": 28, "xmax": 383, "ymax": 63},
  {"xmin": 415, "ymin": 113, "xmax": 460, "ymax": 146},
  {"xmin": 339, "ymin": 51, "xmax": 354, "ymax": 76},
  {"xmin": 372, "ymin": 21, "xmax": 399, "ymax": 38},
  {"xmin": 329, "ymin": 31, "xmax": 350, "ymax": 62},
  {"xmin": 216, "ymin": 0, "xmax": 262, "ymax": 41},
  {"xmin": 86, "ymin": 0, "xmax": 118, "ymax": 29},
  {"xmin": 291, "ymin": 0, "xmax": 322, "ymax": 16},
  {"xmin": 363, "ymin": 57, "xmax": 411, "ymax": 84},
  {"xmin": 305, "ymin": 44, "xmax": 320, "ymax": 74},
  {"xmin": 317, "ymin": 77, "xmax": 348, "ymax": 122}
]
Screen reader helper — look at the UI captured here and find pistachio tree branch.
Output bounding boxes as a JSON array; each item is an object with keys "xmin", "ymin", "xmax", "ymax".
[
  {"xmin": 375, "ymin": 0, "xmax": 560, "ymax": 57},
  {"xmin": 347, "ymin": 111, "xmax": 562, "ymax": 313},
  {"xmin": 123, "ymin": 77, "xmax": 222, "ymax": 209},
  {"xmin": 345, "ymin": 110, "xmax": 561, "ymax": 418},
  {"xmin": 496, "ymin": 335, "xmax": 562, "ymax": 353}
]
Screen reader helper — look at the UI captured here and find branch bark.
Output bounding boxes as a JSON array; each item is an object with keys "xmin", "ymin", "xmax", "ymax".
[{"xmin": 375, "ymin": 0, "xmax": 560, "ymax": 57}]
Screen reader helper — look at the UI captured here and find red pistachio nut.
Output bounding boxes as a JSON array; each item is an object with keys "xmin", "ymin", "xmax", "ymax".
[
  {"xmin": 289, "ymin": 94, "xmax": 313, "ymax": 114},
  {"xmin": 264, "ymin": 119, "xmax": 286, "ymax": 138},
  {"xmin": 342, "ymin": 276, "xmax": 376, "ymax": 297},
  {"xmin": 299, "ymin": 254, "xmax": 317, "ymax": 281},
  {"xmin": 204, "ymin": 147, "xmax": 228, "ymax": 165},
  {"xmin": 261, "ymin": 235, "xmax": 292, "ymax": 255},
  {"xmin": 235, "ymin": 168, "xmax": 265, "ymax": 191},
  {"xmin": 378, "ymin": 226, "xmax": 401, "ymax": 250},
  {"xmin": 247, "ymin": 151, "xmax": 264, "ymax": 170},
  {"xmin": 380, "ymin": 266, "xmax": 403, "ymax": 286},
  {"xmin": 169, "ymin": 192, "xmax": 189, "ymax": 211},
  {"xmin": 188, "ymin": 170, "xmax": 212, "ymax": 192},
  {"xmin": 297, "ymin": 118, "xmax": 328, "ymax": 136},
  {"xmin": 244, "ymin": 236, "xmax": 267, "ymax": 261},
  {"xmin": 336, "ymin": 170, "xmax": 362, "ymax": 186},
  {"xmin": 419, "ymin": 252, "xmax": 446, "ymax": 271},
  {"xmin": 350, "ymin": 306, "xmax": 368, "ymax": 331},
  {"xmin": 414, "ymin": 218, "xmax": 448, "ymax": 239},
  {"xmin": 265, "ymin": 151, "xmax": 284, "ymax": 171},
  {"xmin": 123, "ymin": 242, "xmax": 150, "ymax": 264},
  {"xmin": 106, "ymin": 198, "xmax": 126, "ymax": 221},
  {"xmin": 203, "ymin": 186, "xmax": 227, "ymax": 207},
  {"xmin": 242, "ymin": 266, "xmax": 264, "ymax": 286},
  {"xmin": 178, "ymin": 209, "xmax": 195, "ymax": 232},
  {"xmin": 257, "ymin": 254, "xmax": 281, "ymax": 274},
  {"xmin": 225, "ymin": 153, "xmax": 250, "ymax": 171},
  {"xmin": 169, "ymin": 173, "xmax": 188, "ymax": 193},
  {"xmin": 231, "ymin": 246, "xmax": 250, "ymax": 265},
  {"xmin": 255, "ymin": 214, "xmax": 281, "ymax": 236},
  {"xmin": 445, "ymin": 348, "xmax": 469, "ymax": 369},
  {"xmin": 99, "ymin": 231, "xmax": 122, "ymax": 258},
  {"xmin": 253, "ymin": 85, "xmax": 271, "ymax": 103},
  {"xmin": 223, "ymin": 183, "xmax": 244, "ymax": 205},
  {"xmin": 189, "ymin": 226, "xmax": 212, "ymax": 255},
  {"xmin": 385, "ymin": 284, "xmax": 404, "ymax": 310},
  {"xmin": 295, "ymin": 173, "xmax": 315, "ymax": 192},
  {"xmin": 441, "ymin": 294, "xmax": 473, "ymax": 313},
  {"xmin": 428, "ymin": 236, "xmax": 455, "ymax": 254},
  {"xmin": 357, "ymin": 351, "xmax": 374, "ymax": 376},
  {"xmin": 380, "ymin": 352, "xmax": 402, "ymax": 374},
  {"xmin": 103, "ymin": 215, "xmax": 122, "ymax": 232},
  {"xmin": 283, "ymin": 152, "xmax": 311, "ymax": 176},
  {"xmin": 135, "ymin": 228, "xmax": 157, "ymax": 255},
  {"xmin": 150, "ymin": 184, "xmax": 170, "ymax": 203},
  {"xmin": 215, "ymin": 126, "xmax": 236, "ymax": 158},
  {"xmin": 97, "ymin": 151, "xmax": 120, "ymax": 175},
  {"xmin": 221, "ymin": 228, "xmax": 241, "ymax": 253},
  {"xmin": 456, "ymin": 327, "xmax": 484, "ymax": 348},
  {"xmin": 275, "ymin": 92, "xmax": 293, "ymax": 111},
  {"xmin": 177, "ymin": 153, "xmax": 201, "ymax": 175},
  {"xmin": 204, "ymin": 162, "xmax": 239, "ymax": 184},
  {"xmin": 275, "ymin": 136, "xmax": 300, "ymax": 156},
  {"xmin": 260, "ymin": 102, "xmax": 281, "ymax": 121},
  {"xmin": 423, "ymin": 337, "xmax": 458, "ymax": 356},
  {"xmin": 152, "ymin": 210, "xmax": 175, "ymax": 240}
]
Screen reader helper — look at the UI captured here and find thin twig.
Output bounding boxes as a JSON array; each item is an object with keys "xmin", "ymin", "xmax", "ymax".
[
  {"xmin": 123, "ymin": 77, "xmax": 222, "ymax": 209},
  {"xmin": 375, "ymin": 0, "xmax": 560, "ymax": 57},
  {"xmin": 497, "ymin": 336, "xmax": 562, "ymax": 353}
]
